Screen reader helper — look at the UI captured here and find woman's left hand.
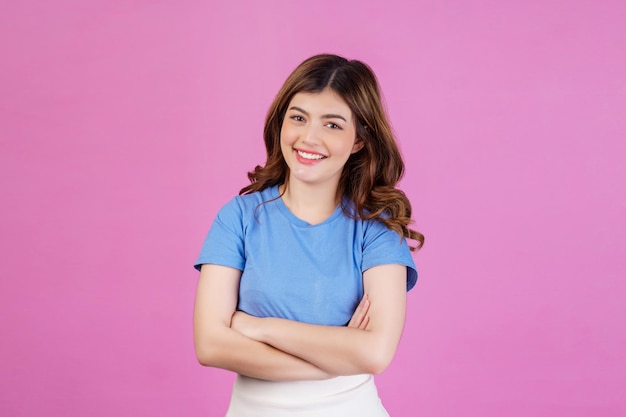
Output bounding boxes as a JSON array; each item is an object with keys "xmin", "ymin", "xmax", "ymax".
[{"xmin": 347, "ymin": 294, "xmax": 370, "ymax": 330}]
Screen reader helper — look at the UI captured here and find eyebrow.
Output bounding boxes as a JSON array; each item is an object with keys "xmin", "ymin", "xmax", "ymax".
[{"xmin": 288, "ymin": 106, "xmax": 348, "ymax": 122}]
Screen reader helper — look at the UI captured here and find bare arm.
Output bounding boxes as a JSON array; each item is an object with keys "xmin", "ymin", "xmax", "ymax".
[
  {"xmin": 193, "ymin": 264, "xmax": 331, "ymax": 381},
  {"xmin": 231, "ymin": 264, "xmax": 407, "ymax": 375}
]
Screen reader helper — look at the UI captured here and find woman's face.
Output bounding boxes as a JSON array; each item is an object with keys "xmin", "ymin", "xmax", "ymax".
[{"xmin": 280, "ymin": 88, "xmax": 362, "ymax": 192}]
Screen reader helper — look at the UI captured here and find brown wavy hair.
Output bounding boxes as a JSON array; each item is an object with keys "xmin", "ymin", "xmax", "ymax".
[{"xmin": 240, "ymin": 54, "xmax": 423, "ymax": 250}]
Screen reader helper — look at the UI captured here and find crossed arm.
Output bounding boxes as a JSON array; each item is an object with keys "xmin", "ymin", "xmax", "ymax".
[{"xmin": 193, "ymin": 263, "xmax": 407, "ymax": 381}]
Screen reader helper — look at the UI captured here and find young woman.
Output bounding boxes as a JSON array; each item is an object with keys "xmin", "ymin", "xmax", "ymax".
[{"xmin": 193, "ymin": 54, "xmax": 424, "ymax": 416}]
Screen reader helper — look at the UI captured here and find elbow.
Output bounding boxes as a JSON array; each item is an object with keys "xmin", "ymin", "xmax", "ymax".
[
  {"xmin": 194, "ymin": 324, "xmax": 233, "ymax": 367},
  {"xmin": 195, "ymin": 346, "xmax": 212, "ymax": 367},
  {"xmin": 194, "ymin": 340, "xmax": 221, "ymax": 367},
  {"xmin": 361, "ymin": 342, "xmax": 396, "ymax": 375},
  {"xmin": 195, "ymin": 354, "xmax": 211, "ymax": 367},
  {"xmin": 365, "ymin": 354, "xmax": 393, "ymax": 375}
]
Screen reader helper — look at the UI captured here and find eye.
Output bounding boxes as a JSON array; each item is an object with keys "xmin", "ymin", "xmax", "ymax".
[
  {"xmin": 325, "ymin": 122, "xmax": 342, "ymax": 130},
  {"xmin": 290, "ymin": 115, "xmax": 305, "ymax": 122}
]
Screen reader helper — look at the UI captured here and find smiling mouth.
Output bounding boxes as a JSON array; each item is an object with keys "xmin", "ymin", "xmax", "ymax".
[{"xmin": 296, "ymin": 149, "xmax": 326, "ymax": 160}]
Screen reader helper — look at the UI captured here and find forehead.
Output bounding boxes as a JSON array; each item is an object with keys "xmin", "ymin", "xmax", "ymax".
[{"xmin": 288, "ymin": 89, "xmax": 352, "ymax": 120}]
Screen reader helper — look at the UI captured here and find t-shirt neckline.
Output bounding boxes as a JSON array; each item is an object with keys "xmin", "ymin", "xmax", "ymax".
[{"xmin": 270, "ymin": 185, "xmax": 344, "ymax": 227}]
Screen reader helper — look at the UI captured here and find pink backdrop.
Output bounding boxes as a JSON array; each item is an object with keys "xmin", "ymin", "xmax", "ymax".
[{"xmin": 1, "ymin": 1, "xmax": 624, "ymax": 416}]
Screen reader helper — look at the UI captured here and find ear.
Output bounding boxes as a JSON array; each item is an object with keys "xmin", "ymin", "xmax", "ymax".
[{"xmin": 351, "ymin": 138, "xmax": 364, "ymax": 154}]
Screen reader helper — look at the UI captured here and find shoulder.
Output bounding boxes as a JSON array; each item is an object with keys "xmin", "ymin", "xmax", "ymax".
[
  {"xmin": 215, "ymin": 186, "xmax": 279, "ymax": 227},
  {"xmin": 220, "ymin": 186, "xmax": 278, "ymax": 214},
  {"xmin": 352, "ymin": 210, "xmax": 418, "ymax": 292},
  {"xmin": 341, "ymin": 200, "xmax": 398, "ymax": 238},
  {"xmin": 359, "ymin": 217, "xmax": 403, "ymax": 248}
]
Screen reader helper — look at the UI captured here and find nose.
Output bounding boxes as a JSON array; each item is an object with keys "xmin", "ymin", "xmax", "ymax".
[{"xmin": 301, "ymin": 123, "xmax": 322, "ymax": 147}]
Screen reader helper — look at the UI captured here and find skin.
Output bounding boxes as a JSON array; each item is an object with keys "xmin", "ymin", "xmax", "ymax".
[
  {"xmin": 231, "ymin": 264, "xmax": 406, "ymax": 375},
  {"xmin": 280, "ymin": 89, "xmax": 362, "ymax": 195},
  {"xmin": 193, "ymin": 88, "xmax": 408, "ymax": 380},
  {"xmin": 278, "ymin": 88, "xmax": 363, "ymax": 223}
]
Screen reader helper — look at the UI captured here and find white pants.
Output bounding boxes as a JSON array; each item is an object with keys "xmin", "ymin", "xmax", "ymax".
[{"xmin": 225, "ymin": 374, "xmax": 390, "ymax": 417}]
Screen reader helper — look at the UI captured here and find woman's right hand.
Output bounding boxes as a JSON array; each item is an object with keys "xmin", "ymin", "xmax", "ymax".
[{"xmin": 347, "ymin": 294, "xmax": 370, "ymax": 330}]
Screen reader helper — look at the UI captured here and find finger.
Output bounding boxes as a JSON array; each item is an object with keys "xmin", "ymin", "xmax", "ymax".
[
  {"xmin": 347, "ymin": 304, "xmax": 363, "ymax": 327},
  {"xmin": 359, "ymin": 315, "xmax": 370, "ymax": 330},
  {"xmin": 348, "ymin": 295, "xmax": 370, "ymax": 328},
  {"xmin": 349, "ymin": 296, "xmax": 367, "ymax": 326}
]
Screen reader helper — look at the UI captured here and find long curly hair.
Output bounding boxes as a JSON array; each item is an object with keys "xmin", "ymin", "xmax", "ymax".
[{"xmin": 240, "ymin": 54, "xmax": 423, "ymax": 250}]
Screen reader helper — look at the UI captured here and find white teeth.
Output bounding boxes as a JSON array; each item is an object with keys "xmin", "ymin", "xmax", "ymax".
[{"xmin": 297, "ymin": 150, "xmax": 325, "ymax": 160}]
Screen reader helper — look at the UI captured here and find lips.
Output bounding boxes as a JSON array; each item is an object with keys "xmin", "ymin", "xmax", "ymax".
[{"xmin": 296, "ymin": 149, "xmax": 326, "ymax": 160}]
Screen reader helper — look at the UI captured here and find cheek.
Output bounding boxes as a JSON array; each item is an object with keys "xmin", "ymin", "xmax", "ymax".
[
  {"xmin": 279, "ymin": 125, "xmax": 294, "ymax": 146},
  {"xmin": 334, "ymin": 136, "xmax": 358, "ymax": 155},
  {"xmin": 279, "ymin": 128, "xmax": 291, "ymax": 154}
]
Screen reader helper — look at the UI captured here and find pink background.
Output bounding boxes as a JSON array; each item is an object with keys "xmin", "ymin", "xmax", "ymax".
[{"xmin": 1, "ymin": 1, "xmax": 624, "ymax": 416}]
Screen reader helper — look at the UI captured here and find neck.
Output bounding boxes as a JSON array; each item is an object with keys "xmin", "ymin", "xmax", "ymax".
[{"xmin": 279, "ymin": 180, "xmax": 341, "ymax": 225}]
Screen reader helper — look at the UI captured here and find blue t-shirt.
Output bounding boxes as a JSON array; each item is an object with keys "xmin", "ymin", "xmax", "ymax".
[{"xmin": 195, "ymin": 185, "xmax": 417, "ymax": 326}]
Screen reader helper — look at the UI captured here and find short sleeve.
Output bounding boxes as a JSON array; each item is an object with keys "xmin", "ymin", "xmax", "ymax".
[
  {"xmin": 361, "ymin": 220, "xmax": 418, "ymax": 291},
  {"xmin": 194, "ymin": 197, "xmax": 245, "ymax": 271}
]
